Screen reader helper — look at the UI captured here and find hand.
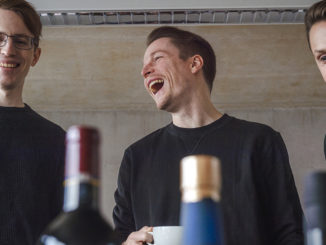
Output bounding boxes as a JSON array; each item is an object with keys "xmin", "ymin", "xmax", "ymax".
[{"xmin": 122, "ymin": 226, "xmax": 153, "ymax": 245}]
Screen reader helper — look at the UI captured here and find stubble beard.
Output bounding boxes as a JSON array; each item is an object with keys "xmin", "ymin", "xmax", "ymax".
[
  {"xmin": 0, "ymin": 80, "xmax": 19, "ymax": 91},
  {"xmin": 156, "ymin": 96, "xmax": 179, "ymax": 113},
  {"xmin": 0, "ymin": 76, "xmax": 24, "ymax": 97}
]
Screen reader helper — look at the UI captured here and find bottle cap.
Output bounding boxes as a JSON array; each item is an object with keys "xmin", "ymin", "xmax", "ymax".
[
  {"xmin": 180, "ymin": 155, "xmax": 222, "ymax": 202},
  {"xmin": 65, "ymin": 125, "xmax": 100, "ymax": 180}
]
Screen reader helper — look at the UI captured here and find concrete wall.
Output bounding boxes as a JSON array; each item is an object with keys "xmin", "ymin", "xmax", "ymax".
[{"xmin": 24, "ymin": 24, "xmax": 326, "ymax": 225}]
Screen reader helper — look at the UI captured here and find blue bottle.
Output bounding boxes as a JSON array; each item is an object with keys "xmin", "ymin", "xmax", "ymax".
[{"xmin": 180, "ymin": 155, "xmax": 224, "ymax": 245}]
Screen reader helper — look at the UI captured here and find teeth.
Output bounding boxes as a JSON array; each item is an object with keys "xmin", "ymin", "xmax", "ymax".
[
  {"xmin": 0, "ymin": 63, "xmax": 17, "ymax": 68},
  {"xmin": 149, "ymin": 79, "xmax": 164, "ymax": 90}
]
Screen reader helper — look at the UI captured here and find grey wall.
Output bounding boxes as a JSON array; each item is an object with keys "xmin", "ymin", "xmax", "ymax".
[{"xmin": 24, "ymin": 24, "xmax": 326, "ymax": 225}]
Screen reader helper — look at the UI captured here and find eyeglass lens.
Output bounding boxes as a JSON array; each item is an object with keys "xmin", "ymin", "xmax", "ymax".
[{"xmin": 0, "ymin": 33, "xmax": 33, "ymax": 50}]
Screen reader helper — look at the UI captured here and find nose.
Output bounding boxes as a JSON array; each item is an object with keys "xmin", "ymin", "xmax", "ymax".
[
  {"xmin": 141, "ymin": 62, "xmax": 153, "ymax": 78},
  {"xmin": 1, "ymin": 38, "xmax": 16, "ymax": 56}
]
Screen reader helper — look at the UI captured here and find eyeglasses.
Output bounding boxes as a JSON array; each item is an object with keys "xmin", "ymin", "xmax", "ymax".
[{"xmin": 0, "ymin": 32, "xmax": 35, "ymax": 50}]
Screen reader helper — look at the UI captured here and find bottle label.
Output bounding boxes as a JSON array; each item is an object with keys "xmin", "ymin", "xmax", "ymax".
[
  {"xmin": 307, "ymin": 228, "xmax": 323, "ymax": 245},
  {"xmin": 40, "ymin": 235, "xmax": 66, "ymax": 245},
  {"xmin": 63, "ymin": 173, "xmax": 99, "ymax": 212},
  {"xmin": 182, "ymin": 188, "xmax": 220, "ymax": 202},
  {"xmin": 64, "ymin": 173, "xmax": 99, "ymax": 187}
]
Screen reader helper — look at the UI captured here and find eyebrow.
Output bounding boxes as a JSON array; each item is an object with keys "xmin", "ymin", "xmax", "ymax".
[
  {"xmin": 313, "ymin": 49, "xmax": 326, "ymax": 55},
  {"xmin": 143, "ymin": 49, "xmax": 170, "ymax": 65},
  {"xmin": 0, "ymin": 32, "xmax": 32, "ymax": 38},
  {"xmin": 149, "ymin": 49, "xmax": 169, "ymax": 56}
]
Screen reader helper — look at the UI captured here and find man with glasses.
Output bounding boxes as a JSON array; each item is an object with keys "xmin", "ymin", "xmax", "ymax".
[{"xmin": 0, "ymin": 0, "xmax": 65, "ymax": 244}]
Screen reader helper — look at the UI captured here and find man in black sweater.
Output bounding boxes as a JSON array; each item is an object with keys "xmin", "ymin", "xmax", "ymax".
[
  {"xmin": 0, "ymin": 1, "xmax": 65, "ymax": 244},
  {"xmin": 113, "ymin": 26, "xmax": 304, "ymax": 245}
]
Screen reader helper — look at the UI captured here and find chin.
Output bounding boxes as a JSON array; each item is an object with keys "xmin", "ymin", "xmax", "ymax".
[
  {"xmin": 157, "ymin": 103, "xmax": 175, "ymax": 113},
  {"xmin": 154, "ymin": 96, "xmax": 172, "ymax": 111},
  {"xmin": 0, "ymin": 81, "xmax": 18, "ymax": 91},
  {"xmin": 156, "ymin": 103, "xmax": 167, "ymax": 111},
  {"xmin": 156, "ymin": 104, "xmax": 165, "ymax": 110}
]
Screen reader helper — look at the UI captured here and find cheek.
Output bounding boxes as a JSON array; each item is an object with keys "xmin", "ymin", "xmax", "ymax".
[{"xmin": 318, "ymin": 64, "xmax": 326, "ymax": 82}]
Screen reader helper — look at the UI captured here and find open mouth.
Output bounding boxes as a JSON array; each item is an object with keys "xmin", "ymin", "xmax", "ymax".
[
  {"xmin": 0, "ymin": 63, "xmax": 19, "ymax": 68},
  {"xmin": 149, "ymin": 79, "xmax": 164, "ymax": 94}
]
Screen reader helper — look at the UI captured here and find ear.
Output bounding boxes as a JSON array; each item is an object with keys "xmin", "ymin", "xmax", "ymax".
[
  {"xmin": 31, "ymin": 47, "xmax": 41, "ymax": 67},
  {"xmin": 190, "ymin": 54, "xmax": 204, "ymax": 74}
]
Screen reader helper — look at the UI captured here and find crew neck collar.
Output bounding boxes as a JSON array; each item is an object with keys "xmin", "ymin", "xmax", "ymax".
[
  {"xmin": 0, "ymin": 103, "xmax": 31, "ymax": 112},
  {"xmin": 168, "ymin": 114, "xmax": 231, "ymax": 137}
]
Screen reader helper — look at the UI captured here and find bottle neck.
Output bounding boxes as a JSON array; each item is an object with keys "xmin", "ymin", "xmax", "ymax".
[
  {"xmin": 182, "ymin": 188, "xmax": 220, "ymax": 203},
  {"xmin": 63, "ymin": 174, "xmax": 99, "ymax": 212}
]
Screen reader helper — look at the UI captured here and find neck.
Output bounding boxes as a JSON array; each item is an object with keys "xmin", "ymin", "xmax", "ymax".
[
  {"xmin": 171, "ymin": 94, "xmax": 222, "ymax": 128},
  {"xmin": 0, "ymin": 88, "xmax": 24, "ymax": 107}
]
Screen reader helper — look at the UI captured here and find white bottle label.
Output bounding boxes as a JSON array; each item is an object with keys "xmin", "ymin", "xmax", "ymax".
[{"xmin": 307, "ymin": 228, "xmax": 323, "ymax": 245}]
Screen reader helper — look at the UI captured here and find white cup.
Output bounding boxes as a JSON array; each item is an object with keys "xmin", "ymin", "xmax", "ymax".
[{"xmin": 147, "ymin": 226, "xmax": 184, "ymax": 245}]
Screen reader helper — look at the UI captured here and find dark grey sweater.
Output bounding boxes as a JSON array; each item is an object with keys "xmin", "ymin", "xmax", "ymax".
[
  {"xmin": 0, "ymin": 104, "xmax": 65, "ymax": 245},
  {"xmin": 113, "ymin": 114, "xmax": 303, "ymax": 245}
]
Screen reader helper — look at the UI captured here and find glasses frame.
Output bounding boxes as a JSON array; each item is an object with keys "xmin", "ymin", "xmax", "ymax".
[{"xmin": 0, "ymin": 32, "xmax": 35, "ymax": 50}]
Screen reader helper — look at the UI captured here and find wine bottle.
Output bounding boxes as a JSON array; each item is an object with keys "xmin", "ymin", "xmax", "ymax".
[
  {"xmin": 38, "ymin": 125, "xmax": 121, "ymax": 245},
  {"xmin": 304, "ymin": 171, "xmax": 326, "ymax": 245},
  {"xmin": 180, "ymin": 155, "xmax": 224, "ymax": 245}
]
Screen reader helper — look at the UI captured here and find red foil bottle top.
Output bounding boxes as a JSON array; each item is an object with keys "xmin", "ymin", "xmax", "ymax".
[{"xmin": 65, "ymin": 125, "xmax": 100, "ymax": 179}]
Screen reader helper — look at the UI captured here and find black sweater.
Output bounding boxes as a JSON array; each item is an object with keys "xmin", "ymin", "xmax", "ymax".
[
  {"xmin": 0, "ymin": 104, "xmax": 65, "ymax": 245},
  {"xmin": 113, "ymin": 114, "xmax": 303, "ymax": 245}
]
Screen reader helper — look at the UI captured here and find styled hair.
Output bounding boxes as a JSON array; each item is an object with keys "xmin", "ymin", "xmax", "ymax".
[
  {"xmin": 0, "ymin": 0, "xmax": 42, "ymax": 48},
  {"xmin": 305, "ymin": 0, "xmax": 326, "ymax": 49},
  {"xmin": 147, "ymin": 26, "xmax": 216, "ymax": 93}
]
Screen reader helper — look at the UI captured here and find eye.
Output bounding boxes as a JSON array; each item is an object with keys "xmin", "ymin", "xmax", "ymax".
[
  {"xmin": 14, "ymin": 37, "xmax": 29, "ymax": 45},
  {"xmin": 320, "ymin": 55, "xmax": 326, "ymax": 62},
  {"xmin": 317, "ymin": 53, "xmax": 326, "ymax": 63},
  {"xmin": 0, "ymin": 33, "xmax": 6, "ymax": 42},
  {"xmin": 154, "ymin": 56, "xmax": 163, "ymax": 61}
]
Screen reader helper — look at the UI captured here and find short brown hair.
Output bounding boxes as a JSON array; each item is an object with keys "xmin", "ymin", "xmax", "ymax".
[
  {"xmin": 0, "ymin": 0, "xmax": 42, "ymax": 48},
  {"xmin": 305, "ymin": 0, "xmax": 326, "ymax": 49},
  {"xmin": 147, "ymin": 26, "xmax": 216, "ymax": 93}
]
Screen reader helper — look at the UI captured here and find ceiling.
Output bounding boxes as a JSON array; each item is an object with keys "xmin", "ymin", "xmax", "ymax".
[
  {"xmin": 29, "ymin": 0, "xmax": 320, "ymax": 25},
  {"xmin": 29, "ymin": 0, "xmax": 319, "ymax": 10}
]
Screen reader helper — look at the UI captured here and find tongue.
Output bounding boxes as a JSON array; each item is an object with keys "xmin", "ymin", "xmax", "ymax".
[{"xmin": 152, "ymin": 82, "xmax": 163, "ymax": 94}]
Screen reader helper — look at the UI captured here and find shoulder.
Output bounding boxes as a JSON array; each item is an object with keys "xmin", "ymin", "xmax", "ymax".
[
  {"xmin": 25, "ymin": 105, "xmax": 66, "ymax": 137},
  {"xmin": 226, "ymin": 115, "xmax": 278, "ymax": 137},
  {"xmin": 226, "ymin": 116, "xmax": 287, "ymax": 159},
  {"xmin": 222, "ymin": 115, "xmax": 284, "ymax": 150},
  {"xmin": 131, "ymin": 125, "xmax": 169, "ymax": 147},
  {"xmin": 124, "ymin": 124, "xmax": 170, "ymax": 154}
]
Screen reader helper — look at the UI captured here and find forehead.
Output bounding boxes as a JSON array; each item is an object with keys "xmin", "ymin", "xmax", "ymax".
[
  {"xmin": 143, "ymin": 37, "xmax": 180, "ymax": 59},
  {"xmin": 0, "ymin": 9, "xmax": 32, "ymax": 36},
  {"xmin": 310, "ymin": 21, "xmax": 326, "ymax": 52}
]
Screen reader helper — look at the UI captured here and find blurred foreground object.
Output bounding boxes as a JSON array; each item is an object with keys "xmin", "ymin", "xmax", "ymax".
[
  {"xmin": 180, "ymin": 155, "xmax": 224, "ymax": 245},
  {"xmin": 38, "ymin": 125, "xmax": 120, "ymax": 245}
]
